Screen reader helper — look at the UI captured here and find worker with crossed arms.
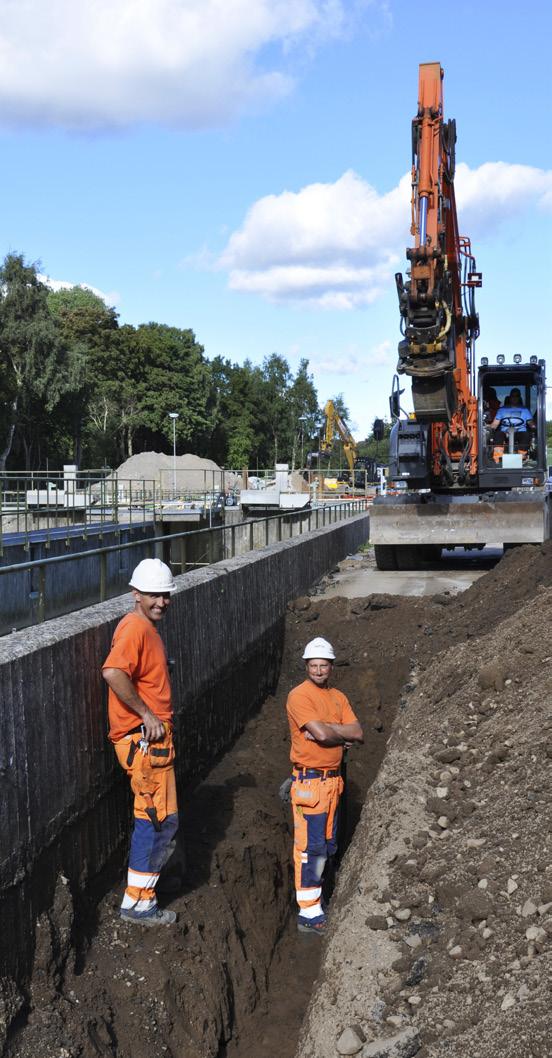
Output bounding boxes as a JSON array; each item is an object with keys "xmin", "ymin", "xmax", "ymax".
[
  {"xmin": 286, "ymin": 637, "xmax": 363, "ymax": 934},
  {"xmin": 102, "ymin": 558, "xmax": 179, "ymax": 927}
]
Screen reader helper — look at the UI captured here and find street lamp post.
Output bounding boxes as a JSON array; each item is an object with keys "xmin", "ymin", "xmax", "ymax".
[
  {"xmin": 298, "ymin": 416, "xmax": 308, "ymax": 469},
  {"xmin": 168, "ymin": 412, "xmax": 179, "ymax": 498}
]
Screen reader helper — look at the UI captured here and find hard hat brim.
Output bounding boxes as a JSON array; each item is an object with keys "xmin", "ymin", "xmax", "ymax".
[{"xmin": 128, "ymin": 581, "xmax": 178, "ymax": 594}]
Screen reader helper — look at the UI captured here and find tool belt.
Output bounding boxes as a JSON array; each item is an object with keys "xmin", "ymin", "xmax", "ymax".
[
  {"xmin": 126, "ymin": 724, "xmax": 175, "ymax": 769},
  {"xmin": 293, "ymin": 767, "xmax": 340, "ymax": 780}
]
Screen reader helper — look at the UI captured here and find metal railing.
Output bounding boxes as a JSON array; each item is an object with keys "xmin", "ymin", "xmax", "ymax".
[
  {"xmin": 0, "ymin": 500, "xmax": 367, "ymax": 632},
  {"xmin": 0, "ymin": 473, "xmax": 160, "ymax": 555},
  {"xmin": 0, "ymin": 465, "xmax": 376, "ymax": 556}
]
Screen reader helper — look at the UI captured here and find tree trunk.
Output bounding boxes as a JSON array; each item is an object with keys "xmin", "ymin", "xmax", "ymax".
[
  {"xmin": 0, "ymin": 397, "xmax": 18, "ymax": 473},
  {"xmin": 22, "ymin": 434, "xmax": 32, "ymax": 472}
]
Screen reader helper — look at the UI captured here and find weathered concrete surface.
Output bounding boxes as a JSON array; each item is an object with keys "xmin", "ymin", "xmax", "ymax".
[{"xmin": 0, "ymin": 513, "xmax": 368, "ymax": 997}]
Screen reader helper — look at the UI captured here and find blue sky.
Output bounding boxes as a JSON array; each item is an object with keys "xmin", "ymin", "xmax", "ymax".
[{"xmin": 0, "ymin": 0, "xmax": 551, "ymax": 442}]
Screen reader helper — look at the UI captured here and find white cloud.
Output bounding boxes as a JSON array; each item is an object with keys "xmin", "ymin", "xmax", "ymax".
[
  {"xmin": 455, "ymin": 161, "xmax": 552, "ymax": 235},
  {"xmin": 0, "ymin": 0, "xmax": 357, "ymax": 130},
  {"xmin": 219, "ymin": 162, "xmax": 552, "ymax": 309},
  {"xmin": 39, "ymin": 274, "xmax": 120, "ymax": 307},
  {"xmin": 219, "ymin": 169, "xmax": 409, "ymax": 307}
]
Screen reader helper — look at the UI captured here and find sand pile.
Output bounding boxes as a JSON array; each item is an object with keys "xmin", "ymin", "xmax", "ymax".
[{"xmin": 93, "ymin": 451, "xmax": 242, "ymax": 494}]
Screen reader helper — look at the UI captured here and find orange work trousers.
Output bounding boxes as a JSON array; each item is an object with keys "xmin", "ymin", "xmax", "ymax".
[
  {"xmin": 114, "ymin": 728, "xmax": 178, "ymax": 913},
  {"xmin": 291, "ymin": 771, "xmax": 343, "ymax": 916}
]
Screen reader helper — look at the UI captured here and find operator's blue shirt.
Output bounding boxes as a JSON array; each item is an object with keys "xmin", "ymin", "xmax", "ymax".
[{"xmin": 495, "ymin": 405, "xmax": 533, "ymax": 432}]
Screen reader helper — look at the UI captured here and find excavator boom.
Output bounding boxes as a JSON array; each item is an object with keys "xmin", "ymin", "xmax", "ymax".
[
  {"xmin": 395, "ymin": 62, "xmax": 480, "ymax": 484},
  {"xmin": 369, "ymin": 63, "xmax": 550, "ymax": 569}
]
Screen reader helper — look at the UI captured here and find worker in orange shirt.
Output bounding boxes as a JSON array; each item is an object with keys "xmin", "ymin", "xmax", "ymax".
[
  {"xmin": 102, "ymin": 558, "xmax": 179, "ymax": 927},
  {"xmin": 286, "ymin": 637, "xmax": 363, "ymax": 934}
]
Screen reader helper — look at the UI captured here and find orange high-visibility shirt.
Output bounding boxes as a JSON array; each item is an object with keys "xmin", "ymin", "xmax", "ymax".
[
  {"xmin": 103, "ymin": 612, "xmax": 172, "ymax": 742},
  {"xmin": 286, "ymin": 679, "xmax": 358, "ymax": 770}
]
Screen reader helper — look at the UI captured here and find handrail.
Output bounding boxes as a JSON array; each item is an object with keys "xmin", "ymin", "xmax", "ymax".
[
  {"xmin": 0, "ymin": 501, "xmax": 364, "ymax": 577},
  {"xmin": 0, "ymin": 500, "xmax": 368, "ymax": 631}
]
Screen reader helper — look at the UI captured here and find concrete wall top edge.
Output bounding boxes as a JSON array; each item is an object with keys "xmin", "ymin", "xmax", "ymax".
[{"xmin": 0, "ymin": 514, "xmax": 369, "ymax": 665}]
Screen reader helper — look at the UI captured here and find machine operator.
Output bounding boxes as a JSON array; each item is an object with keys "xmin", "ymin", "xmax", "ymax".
[{"xmin": 488, "ymin": 387, "xmax": 535, "ymax": 449}]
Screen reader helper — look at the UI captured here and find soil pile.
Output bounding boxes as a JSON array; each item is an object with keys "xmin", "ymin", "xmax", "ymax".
[{"xmin": 297, "ymin": 543, "xmax": 552, "ymax": 1058}]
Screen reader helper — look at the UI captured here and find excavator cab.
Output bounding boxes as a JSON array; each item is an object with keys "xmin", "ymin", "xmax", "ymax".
[{"xmin": 478, "ymin": 358, "xmax": 547, "ymax": 488}]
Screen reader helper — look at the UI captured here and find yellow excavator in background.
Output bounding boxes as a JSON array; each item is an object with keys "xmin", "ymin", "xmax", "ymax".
[
  {"xmin": 321, "ymin": 400, "xmax": 357, "ymax": 477},
  {"xmin": 319, "ymin": 401, "xmax": 382, "ymax": 489}
]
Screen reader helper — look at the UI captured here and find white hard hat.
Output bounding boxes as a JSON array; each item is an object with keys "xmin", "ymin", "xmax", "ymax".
[
  {"xmin": 302, "ymin": 637, "xmax": 336, "ymax": 661},
  {"xmin": 129, "ymin": 558, "xmax": 177, "ymax": 594}
]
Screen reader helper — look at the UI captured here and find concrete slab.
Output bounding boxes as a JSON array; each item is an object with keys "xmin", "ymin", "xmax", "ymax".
[{"xmin": 317, "ymin": 547, "xmax": 502, "ymax": 599}]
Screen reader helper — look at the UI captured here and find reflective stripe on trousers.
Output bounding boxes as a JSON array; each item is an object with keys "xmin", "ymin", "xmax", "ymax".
[
  {"xmin": 114, "ymin": 734, "xmax": 179, "ymax": 912},
  {"xmin": 291, "ymin": 773, "xmax": 343, "ymax": 917}
]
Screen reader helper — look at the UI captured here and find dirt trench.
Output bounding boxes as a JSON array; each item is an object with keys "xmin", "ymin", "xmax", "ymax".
[
  {"xmin": 6, "ymin": 542, "xmax": 552, "ymax": 1058},
  {"xmin": 4, "ymin": 569, "xmax": 441, "ymax": 1058}
]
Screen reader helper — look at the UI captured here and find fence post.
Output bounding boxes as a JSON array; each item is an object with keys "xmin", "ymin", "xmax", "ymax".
[
  {"xmin": 231, "ymin": 524, "xmax": 236, "ymax": 559},
  {"xmin": 100, "ymin": 551, "xmax": 107, "ymax": 602},
  {"xmin": 277, "ymin": 515, "xmax": 282, "ymax": 542},
  {"xmin": 38, "ymin": 564, "xmax": 46, "ymax": 623},
  {"xmin": 249, "ymin": 520, "xmax": 254, "ymax": 552},
  {"xmin": 265, "ymin": 517, "xmax": 270, "ymax": 547},
  {"xmin": 180, "ymin": 536, "xmax": 187, "ymax": 573},
  {"xmin": 308, "ymin": 509, "xmax": 312, "ymax": 534}
]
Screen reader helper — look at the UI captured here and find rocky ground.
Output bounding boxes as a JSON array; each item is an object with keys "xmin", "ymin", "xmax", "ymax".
[
  {"xmin": 296, "ymin": 542, "xmax": 552, "ymax": 1058},
  {"xmin": 4, "ymin": 542, "xmax": 551, "ymax": 1058}
]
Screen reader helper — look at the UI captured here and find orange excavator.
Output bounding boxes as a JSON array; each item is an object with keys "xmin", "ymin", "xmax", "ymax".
[{"xmin": 370, "ymin": 63, "xmax": 549, "ymax": 570}]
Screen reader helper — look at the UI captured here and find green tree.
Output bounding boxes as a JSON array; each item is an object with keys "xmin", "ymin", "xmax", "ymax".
[
  {"xmin": 130, "ymin": 324, "xmax": 212, "ymax": 455},
  {"xmin": 357, "ymin": 418, "xmax": 392, "ymax": 464},
  {"xmin": 0, "ymin": 254, "xmax": 76, "ymax": 471},
  {"xmin": 287, "ymin": 359, "xmax": 319, "ymax": 468},
  {"xmin": 48, "ymin": 286, "xmax": 119, "ymax": 465},
  {"xmin": 257, "ymin": 353, "xmax": 293, "ymax": 465}
]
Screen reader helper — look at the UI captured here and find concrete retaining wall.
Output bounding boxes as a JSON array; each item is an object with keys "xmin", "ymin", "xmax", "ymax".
[{"xmin": 0, "ymin": 513, "xmax": 368, "ymax": 988}]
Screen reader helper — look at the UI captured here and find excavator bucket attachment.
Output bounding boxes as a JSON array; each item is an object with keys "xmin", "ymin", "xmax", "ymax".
[{"xmin": 412, "ymin": 375, "xmax": 457, "ymax": 423}]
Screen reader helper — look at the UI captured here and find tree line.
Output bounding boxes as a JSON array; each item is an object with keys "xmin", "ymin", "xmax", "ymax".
[{"xmin": 1, "ymin": 253, "xmax": 380, "ymax": 473}]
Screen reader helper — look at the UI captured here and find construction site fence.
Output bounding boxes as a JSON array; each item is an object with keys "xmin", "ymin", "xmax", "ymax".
[{"xmin": 0, "ymin": 500, "xmax": 366, "ymax": 634}]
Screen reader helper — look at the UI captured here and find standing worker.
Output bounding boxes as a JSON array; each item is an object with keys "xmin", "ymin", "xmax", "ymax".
[
  {"xmin": 286, "ymin": 637, "xmax": 363, "ymax": 935},
  {"xmin": 102, "ymin": 558, "xmax": 179, "ymax": 927}
]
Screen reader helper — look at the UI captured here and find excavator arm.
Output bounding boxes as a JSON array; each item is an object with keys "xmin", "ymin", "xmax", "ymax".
[
  {"xmin": 322, "ymin": 400, "xmax": 357, "ymax": 474},
  {"xmin": 395, "ymin": 63, "xmax": 481, "ymax": 484}
]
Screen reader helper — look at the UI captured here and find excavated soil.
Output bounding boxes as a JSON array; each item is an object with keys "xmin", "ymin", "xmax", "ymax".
[
  {"xmin": 6, "ymin": 569, "xmax": 435, "ymax": 1058},
  {"xmin": 5, "ymin": 542, "xmax": 552, "ymax": 1058},
  {"xmin": 296, "ymin": 541, "xmax": 552, "ymax": 1058}
]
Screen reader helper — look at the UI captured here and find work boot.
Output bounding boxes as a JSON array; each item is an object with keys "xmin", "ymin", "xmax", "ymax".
[
  {"xmin": 120, "ymin": 906, "xmax": 177, "ymax": 927},
  {"xmin": 297, "ymin": 913, "xmax": 327, "ymax": 935}
]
